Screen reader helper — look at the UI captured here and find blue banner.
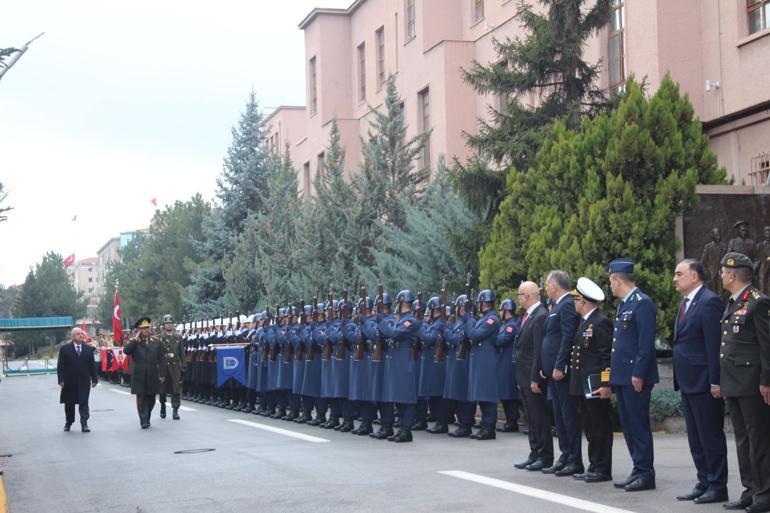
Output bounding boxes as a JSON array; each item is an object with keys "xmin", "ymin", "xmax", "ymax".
[{"xmin": 216, "ymin": 346, "xmax": 247, "ymax": 387}]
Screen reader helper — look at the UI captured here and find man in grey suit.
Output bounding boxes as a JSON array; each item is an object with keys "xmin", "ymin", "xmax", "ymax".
[{"xmin": 513, "ymin": 281, "xmax": 553, "ymax": 471}]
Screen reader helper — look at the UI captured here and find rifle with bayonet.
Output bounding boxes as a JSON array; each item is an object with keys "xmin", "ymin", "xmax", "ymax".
[
  {"xmin": 322, "ymin": 288, "xmax": 333, "ymax": 360},
  {"xmin": 435, "ymin": 279, "xmax": 447, "ymax": 363},
  {"xmin": 307, "ymin": 296, "xmax": 318, "ymax": 361},
  {"xmin": 354, "ymin": 285, "xmax": 367, "ymax": 361},
  {"xmin": 457, "ymin": 273, "xmax": 472, "ymax": 360},
  {"xmin": 372, "ymin": 282, "xmax": 385, "ymax": 362},
  {"xmin": 270, "ymin": 304, "xmax": 280, "ymax": 362},
  {"xmin": 336, "ymin": 288, "xmax": 349, "ymax": 360},
  {"xmin": 412, "ymin": 290, "xmax": 424, "ymax": 362}
]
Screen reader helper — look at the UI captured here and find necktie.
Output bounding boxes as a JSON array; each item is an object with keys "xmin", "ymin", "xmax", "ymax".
[
  {"xmin": 677, "ymin": 297, "xmax": 689, "ymax": 324},
  {"xmin": 520, "ymin": 312, "xmax": 529, "ymax": 327},
  {"xmin": 75, "ymin": 344, "xmax": 81, "ymax": 355}
]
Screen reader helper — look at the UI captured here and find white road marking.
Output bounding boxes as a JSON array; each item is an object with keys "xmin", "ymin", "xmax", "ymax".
[
  {"xmin": 438, "ymin": 471, "xmax": 636, "ymax": 513},
  {"xmin": 108, "ymin": 389, "xmax": 196, "ymax": 411},
  {"xmin": 227, "ymin": 419, "xmax": 330, "ymax": 443}
]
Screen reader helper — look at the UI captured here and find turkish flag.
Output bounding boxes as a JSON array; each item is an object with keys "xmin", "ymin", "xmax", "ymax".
[
  {"xmin": 150, "ymin": 197, "xmax": 157, "ymax": 207},
  {"xmin": 113, "ymin": 288, "xmax": 123, "ymax": 345},
  {"xmin": 63, "ymin": 253, "xmax": 75, "ymax": 267}
]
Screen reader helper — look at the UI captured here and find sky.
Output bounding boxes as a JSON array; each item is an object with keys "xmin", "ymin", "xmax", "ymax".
[{"xmin": 0, "ymin": 0, "xmax": 351, "ymax": 286}]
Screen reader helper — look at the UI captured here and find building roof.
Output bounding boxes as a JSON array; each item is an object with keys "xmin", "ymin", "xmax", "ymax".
[
  {"xmin": 97, "ymin": 236, "xmax": 120, "ymax": 255},
  {"xmin": 265, "ymin": 105, "xmax": 306, "ymax": 124},
  {"xmin": 78, "ymin": 257, "xmax": 97, "ymax": 266},
  {"xmin": 298, "ymin": 0, "xmax": 366, "ymax": 29}
]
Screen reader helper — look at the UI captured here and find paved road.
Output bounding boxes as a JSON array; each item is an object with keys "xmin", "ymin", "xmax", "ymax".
[{"xmin": 0, "ymin": 375, "xmax": 743, "ymax": 513}]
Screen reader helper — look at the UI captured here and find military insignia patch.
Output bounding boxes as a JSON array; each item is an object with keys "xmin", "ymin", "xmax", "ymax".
[
  {"xmin": 505, "ymin": 326, "xmax": 514, "ymax": 333},
  {"xmin": 486, "ymin": 318, "xmax": 495, "ymax": 325},
  {"xmin": 403, "ymin": 321, "xmax": 412, "ymax": 328},
  {"xmin": 727, "ymin": 257, "xmax": 735, "ymax": 266},
  {"xmin": 733, "ymin": 325, "xmax": 740, "ymax": 334},
  {"xmin": 601, "ymin": 368, "xmax": 610, "ymax": 382}
]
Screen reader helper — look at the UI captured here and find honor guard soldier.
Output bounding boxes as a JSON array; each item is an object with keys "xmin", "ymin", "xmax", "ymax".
[
  {"xmin": 608, "ymin": 258, "xmax": 658, "ymax": 492},
  {"xmin": 370, "ymin": 292, "xmax": 397, "ymax": 440},
  {"xmin": 158, "ymin": 314, "xmax": 185, "ymax": 420},
  {"xmin": 292, "ymin": 305, "xmax": 312, "ymax": 423},
  {"xmin": 718, "ymin": 252, "xmax": 770, "ymax": 513},
  {"xmin": 245, "ymin": 314, "xmax": 260, "ymax": 413},
  {"xmin": 335, "ymin": 299, "xmax": 357, "ymax": 432},
  {"xmin": 496, "ymin": 299, "xmax": 520, "ymax": 433},
  {"xmin": 320, "ymin": 300, "xmax": 342, "ymax": 428},
  {"xmin": 349, "ymin": 296, "xmax": 377, "ymax": 436},
  {"xmin": 124, "ymin": 317, "xmax": 166, "ymax": 429},
  {"xmin": 569, "ymin": 277, "xmax": 613, "ymax": 483},
  {"xmin": 380, "ymin": 290, "xmax": 422, "ymax": 442},
  {"xmin": 418, "ymin": 296, "xmax": 450, "ymax": 434},
  {"xmin": 444, "ymin": 295, "xmax": 475, "ymax": 438},
  {"xmin": 465, "ymin": 289, "xmax": 501, "ymax": 440},
  {"xmin": 307, "ymin": 303, "xmax": 329, "ymax": 426}
]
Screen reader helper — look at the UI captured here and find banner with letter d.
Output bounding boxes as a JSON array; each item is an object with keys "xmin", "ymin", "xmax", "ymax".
[{"xmin": 216, "ymin": 346, "xmax": 247, "ymax": 387}]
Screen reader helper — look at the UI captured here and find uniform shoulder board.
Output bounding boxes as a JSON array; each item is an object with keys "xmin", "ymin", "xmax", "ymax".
[
  {"xmin": 752, "ymin": 290, "xmax": 761, "ymax": 301},
  {"xmin": 636, "ymin": 293, "xmax": 643, "ymax": 301},
  {"xmin": 486, "ymin": 317, "xmax": 495, "ymax": 325}
]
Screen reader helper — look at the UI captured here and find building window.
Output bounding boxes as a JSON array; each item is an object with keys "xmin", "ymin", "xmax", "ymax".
[
  {"xmin": 309, "ymin": 56, "xmax": 318, "ymax": 114},
  {"xmin": 357, "ymin": 43, "xmax": 366, "ymax": 103},
  {"xmin": 418, "ymin": 88, "xmax": 431, "ymax": 168},
  {"xmin": 748, "ymin": 0, "xmax": 770, "ymax": 34},
  {"xmin": 317, "ymin": 152, "xmax": 325, "ymax": 181},
  {"xmin": 405, "ymin": 0, "xmax": 416, "ymax": 41},
  {"xmin": 376, "ymin": 27, "xmax": 386, "ymax": 89},
  {"xmin": 608, "ymin": 0, "xmax": 625, "ymax": 96},
  {"xmin": 473, "ymin": 0, "xmax": 485, "ymax": 23},
  {"xmin": 303, "ymin": 162, "xmax": 311, "ymax": 199},
  {"xmin": 88, "ymin": 277, "xmax": 93, "ymax": 283}
]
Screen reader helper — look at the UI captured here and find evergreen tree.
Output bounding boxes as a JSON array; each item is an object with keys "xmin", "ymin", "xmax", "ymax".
[
  {"xmin": 0, "ymin": 182, "xmax": 11, "ymax": 222},
  {"xmin": 187, "ymin": 92, "xmax": 271, "ymax": 314},
  {"xmin": 479, "ymin": 75, "xmax": 726, "ymax": 337},
  {"xmin": 0, "ymin": 284, "xmax": 19, "ymax": 318}
]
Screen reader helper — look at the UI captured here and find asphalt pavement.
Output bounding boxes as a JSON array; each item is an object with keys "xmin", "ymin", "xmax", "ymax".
[{"xmin": 0, "ymin": 375, "xmax": 745, "ymax": 513}]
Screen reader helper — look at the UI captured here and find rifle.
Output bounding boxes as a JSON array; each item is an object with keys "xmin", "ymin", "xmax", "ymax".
[
  {"xmin": 336, "ymin": 288, "xmax": 349, "ymax": 360},
  {"xmin": 307, "ymin": 297, "xmax": 318, "ymax": 361},
  {"xmin": 435, "ymin": 279, "xmax": 447, "ymax": 363},
  {"xmin": 283, "ymin": 300, "xmax": 295, "ymax": 363},
  {"xmin": 372, "ymin": 282, "xmax": 384, "ymax": 362},
  {"xmin": 270, "ymin": 304, "xmax": 280, "ymax": 362},
  {"xmin": 354, "ymin": 285, "xmax": 367, "ymax": 361},
  {"xmin": 457, "ymin": 273, "xmax": 472, "ymax": 360},
  {"xmin": 412, "ymin": 290, "xmax": 424, "ymax": 361},
  {"xmin": 322, "ymin": 289, "xmax": 333, "ymax": 360},
  {"xmin": 295, "ymin": 300, "xmax": 306, "ymax": 362}
]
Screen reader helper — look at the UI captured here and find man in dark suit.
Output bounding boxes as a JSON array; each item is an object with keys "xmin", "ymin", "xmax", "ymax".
[
  {"xmin": 718, "ymin": 252, "xmax": 770, "ymax": 513},
  {"xmin": 541, "ymin": 270, "xmax": 582, "ymax": 476},
  {"xmin": 513, "ymin": 281, "xmax": 553, "ymax": 471},
  {"xmin": 569, "ymin": 277, "xmax": 613, "ymax": 483},
  {"xmin": 671, "ymin": 259, "xmax": 729, "ymax": 504},
  {"xmin": 57, "ymin": 327, "xmax": 98, "ymax": 432}
]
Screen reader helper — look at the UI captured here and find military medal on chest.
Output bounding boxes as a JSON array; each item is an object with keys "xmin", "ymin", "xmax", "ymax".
[{"xmin": 583, "ymin": 324, "xmax": 593, "ymax": 348}]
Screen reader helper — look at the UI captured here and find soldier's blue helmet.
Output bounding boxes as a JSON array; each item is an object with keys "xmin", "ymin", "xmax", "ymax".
[
  {"xmin": 500, "ymin": 299, "xmax": 516, "ymax": 311},
  {"xmin": 396, "ymin": 290, "xmax": 415, "ymax": 303},
  {"xmin": 278, "ymin": 307, "xmax": 287, "ymax": 318},
  {"xmin": 381, "ymin": 292, "xmax": 393, "ymax": 306},
  {"xmin": 316, "ymin": 303, "xmax": 326, "ymax": 314},
  {"xmin": 339, "ymin": 300, "xmax": 352, "ymax": 314},
  {"xmin": 357, "ymin": 297, "xmax": 375, "ymax": 310},
  {"xmin": 427, "ymin": 296, "xmax": 441, "ymax": 311},
  {"xmin": 454, "ymin": 294, "xmax": 468, "ymax": 308},
  {"xmin": 303, "ymin": 305, "xmax": 313, "ymax": 316},
  {"xmin": 477, "ymin": 289, "xmax": 495, "ymax": 303}
]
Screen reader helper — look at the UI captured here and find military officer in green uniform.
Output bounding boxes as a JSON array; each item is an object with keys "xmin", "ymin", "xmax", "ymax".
[
  {"xmin": 718, "ymin": 252, "xmax": 770, "ymax": 513},
  {"xmin": 124, "ymin": 317, "xmax": 166, "ymax": 429},
  {"xmin": 159, "ymin": 314, "xmax": 185, "ymax": 420}
]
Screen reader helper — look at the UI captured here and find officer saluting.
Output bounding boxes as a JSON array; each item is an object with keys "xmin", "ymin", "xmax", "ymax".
[
  {"xmin": 607, "ymin": 258, "xmax": 658, "ymax": 492},
  {"xmin": 718, "ymin": 252, "xmax": 770, "ymax": 513},
  {"xmin": 569, "ymin": 277, "xmax": 613, "ymax": 483},
  {"xmin": 124, "ymin": 317, "xmax": 166, "ymax": 429},
  {"xmin": 158, "ymin": 314, "xmax": 185, "ymax": 420}
]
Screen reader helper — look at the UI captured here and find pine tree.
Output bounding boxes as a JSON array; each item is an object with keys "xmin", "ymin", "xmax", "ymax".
[
  {"xmin": 479, "ymin": 75, "xmax": 726, "ymax": 336},
  {"xmin": 187, "ymin": 92, "xmax": 271, "ymax": 314}
]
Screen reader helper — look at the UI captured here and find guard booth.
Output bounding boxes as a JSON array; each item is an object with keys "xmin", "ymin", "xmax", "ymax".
[{"xmin": 0, "ymin": 316, "xmax": 74, "ymax": 376}]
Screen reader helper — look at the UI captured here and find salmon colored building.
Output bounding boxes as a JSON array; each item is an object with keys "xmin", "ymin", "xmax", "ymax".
[{"xmin": 265, "ymin": 0, "xmax": 770, "ymax": 197}]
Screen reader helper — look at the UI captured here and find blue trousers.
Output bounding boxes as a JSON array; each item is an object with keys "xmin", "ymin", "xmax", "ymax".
[
  {"xmin": 478, "ymin": 401, "xmax": 497, "ymax": 429},
  {"xmin": 502, "ymin": 399, "xmax": 520, "ymax": 424},
  {"xmin": 415, "ymin": 398, "xmax": 429, "ymax": 423},
  {"xmin": 615, "ymin": 384, "xmax": 655, "ymax": 480},
  {"xmin": 301, "ymin": 395, "xmax": 315, "ymax": 416},
  {"xmin": 397, "ymin": 403, "xmax": 416, "ymax": 428},
  {"xmin": 451, "ymin": 400, "xmax": 475, "ymax": 427},
  {"xmin": 551, "ymin": 378, "xmax": 582, "ymax": 466},
  {"xmin": 429, "ymin": 397, "xmax": 451, "ymax": 424},
  {"xmin": 315, "ymin": 397, "xmax": 329, "ymax": 418},
  {"xmin": 356, "ymin": 401, "xmax": 377, "ymax": 422},
  {"xmin": 377, "ymin": 402, "xmax": 395, "ymax": 424},
  {"xmin": 681, "ymin": 391, "xmax": 727, "ymax": 493}
]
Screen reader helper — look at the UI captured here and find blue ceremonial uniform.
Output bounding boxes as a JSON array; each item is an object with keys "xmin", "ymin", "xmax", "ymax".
[
  {"xmin": 276, "ymin": 325, "xmax": 293, "ymax": 391},
  {"xmin": 302, "ymin": 321, "xmax": 325, "ymax": 398},
  {"xmin": 611, "ymin": 287, "xmax": 658, "ymax": 482},
  {"xmin": 466, "ymin": 310, "xmax": 500, "ymax": 429},
  {"xmin": 443, "ymin": 317, "xmax": 475, "ymax": 428},
  {"xmin": 291, "ymin": 323, "xmax": 305, "ymax": 394},
  {"xmin": 418, "ymin": 317, "xmax": 446, "ymax": 397},
  {"xmin": 320, "ymin": 319, "xmax": 338, "ymax": 399},
  {"xmin": 332, "ymin": 319, "xmax": 354, "ymax": 399},
  {"xmin": 496, "ymin": 317, "xmax": 520, "ymax": 426},
  {"xmin": 247, "ymin": 328, "xmax": 258, "ymax": 390},
  {"xmin": 541, "ymin": 293, "xmax": 582, "ymax": 467},
  {"xmin": 348, "ymin": 317, "xmax": 370, "ymax": 401},
  {"xmin": 381, "ymin": 312, "xmax": 421, "ymax": 405}
]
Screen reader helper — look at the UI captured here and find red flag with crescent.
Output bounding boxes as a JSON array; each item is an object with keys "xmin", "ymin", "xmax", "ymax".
[{"xmin": 113, "ymin": 288, "xmax": 123, "ymax": 345}]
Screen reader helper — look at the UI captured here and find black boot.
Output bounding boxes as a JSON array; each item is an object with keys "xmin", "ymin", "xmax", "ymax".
[
  {"xmin": 160, "ymin": 403, "xmax": 167, "ymax": 419},
  {"xmin": 322, "ymin": 417, "xmax": 340, "ymax": 429},
  {"xmin": 390, "ymin": 428, "xmax": 413, "ymax": 443},
  {"xmin": 497, "ymin": 422, "xmax": 519, "ymax": 433},
  {"xmin": 470, "ymin": 426, "xmax": 496, "ymax": 440},
  {"xmin": 308, "ymin": 415, "xmax": 326, "ymax": 427},
  {"xmin": 355, "ymin": 420, "xmax": 373, "ymax": 436},
  {"xmin": 339, "ymin": 419, "xmax": 354, "ymax": 433},
  {"xmin": 294, "ymin": 414, "xmax": 311, "ymax": 424},
  {"xmin": 426, "ymin": 422, "xmax": 449, "ymax": 434},
  {"xmin": 270, "ymin": 409, "xmax": 284, "ymax": 419},
  {"xmin": 449, "ymin": 425, "xmax": 472, "ymax": 438},
  {"xmin": 411, "ymin": 421, "xmax": 428, "ymax": 431},
  {"xmin": 370, "ymin": 423, "xmax": 394, "ymax": 440},
  {"xmin": 172, "ymin": 409, "xmax": 180, "ymax": 420}
]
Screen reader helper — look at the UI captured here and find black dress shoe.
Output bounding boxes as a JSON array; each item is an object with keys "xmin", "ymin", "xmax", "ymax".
[
  {"xmin": 614, "ymin": 475, "xmax": 639, "ymax": 489},
  {"xmin": 526, "ymin": 460, "xmax": 551, "ymax": 472},
  {"xmin": 555, "ymin": 464, "xmax": 583, "ymax": 477},
  {"xmin": 573, "ymin": 472, "xmax": 588, "ymax": 481},
  {"xmin": 746, "ymin": 502, "xmax": 770, "ymax": 513},
  {"xmin": 497, "ymin": 422, "xmax": 519, "ymax": 433},
  {"xmin": 542, "ymin": 462, "xmax": 566, "ymax": 474},
  {"xmin": 411, "ymin": 421, "xmax": 428, "ymax": 431},
  {"xmin": 514, "ymin": 458, "xmax": 536, "ymax": 470},
  {"xmin": 141, "ymin": 423, "xmax": 149, "ymax": 429},
  {"xmin": 625, "ymin": 478, "xmax": 655, "ymax": 492},
  {"xmin": 294, "ymin": 415, "xmax": 311, "ymax": 424},
  {"xmin": 470, "ymin": 427, "xmax": 496, "ymax": 440},
  {"xmin": 722, "ymin": 498, "xmax": 753, "ymax": 510},
  {"xmin": 370, "ymin": 424, "xmax": 394, "ymax": 440},
  {"xmin": 693, "ymin": 490, "xmax": 728, "ymax": 504},
  {"xmin": 64, "ymin": 423, "xmax": 72, "ymax": 432},
  {"xmin": 81, "ymin": 423, "xmax": 90, "ymax": 433},
  {"xmin": 677, "ymin": 488, "xmax": 706, "ymax": 501},
  {"xmin": 427, "ymin": 423, "xmax": 449, "ymax": 434},
  {"xmin": 584, "ymin": 473, "xmax": 612, "ymax": 483},
  {"xmin": 339, "ymin": 420, "xmax": 354, "ymax": 433},
  {"xmin": 172, "ymin": 409, "xmax": 180, "ymax": 420},
  {"xmin": 448, "ymin": 426, "xmax": 472, "ymax": 438},
  {"xmin": 355, "ymin": 421, "xmax": 373, "ymax": 436}
]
